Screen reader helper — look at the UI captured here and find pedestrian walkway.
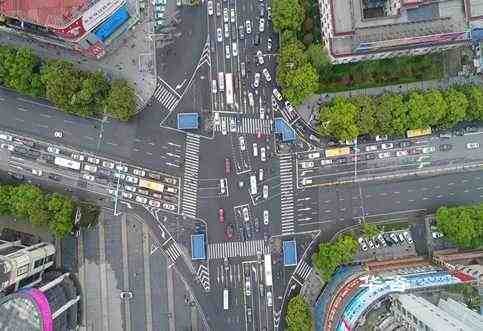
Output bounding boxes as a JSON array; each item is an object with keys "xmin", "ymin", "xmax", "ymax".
[
  {"xmin": 294, "ymin": 260, "xmax": 313, "ymax": 283},
  {"xmin": 208, "ymin": 240, "xmax": 270, "ymax": 259},
  {"xmin": 163, "ymin": 240, "xmax": 181, "ymax": 263},
  {"xmin": 154, "ymin": 77, "xmax": 181, "ymax": 112},
  {"xmin": 181, "ymin": 134, "xmax": 200, "ymax": 219},
  {"xmin": 196, "ymin": 264, "xmax": 211, "ymax": 292},
  {"xmin": 279, "ymin": 155, "xmax": 295, "ymax": 235},
  {"xmin": 214, "ymin": 116, "xmax": 272, "ymax": 135}
]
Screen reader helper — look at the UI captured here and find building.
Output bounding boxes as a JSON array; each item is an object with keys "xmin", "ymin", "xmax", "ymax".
[
  {"xmin": 0, "ymin": 0, "xmax": 133, "ymax": 58},
  {"xmin": 318, "ymin": 0, "xmax": 483, "ymax": 64},
  {"xmin": 390, "ymin": 293, "xmax": 483, "ymax": 330},
  {"xmin": 0, "ymin": 232, "xmax": 55, "ymax": 293},
  {"xmin": 0, "ymin": 271, "xmax": 80, "ymax": 331}
]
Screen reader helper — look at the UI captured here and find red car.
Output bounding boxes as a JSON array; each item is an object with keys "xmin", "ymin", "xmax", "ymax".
[
  {"xmin": 225, "ymin": 158, "xmax": 231, "ymax": 175},
  {"xmin": 218, "ymin": 208, "xmax": 225, "ymax": 223}
]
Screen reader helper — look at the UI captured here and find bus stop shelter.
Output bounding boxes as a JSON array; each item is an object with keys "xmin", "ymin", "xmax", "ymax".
[
  {"xmin": 191, "ymin": 234, "xmax": 206, "ymax": 260},
  {"xmin": 177, "ymin": 113, "xmax": 199, "ymax": 130},
  {"xmin": 274, "ymin": 118, "xmax": 296, "ymax": 142},
  {"xmin": 283, "ymin": 240, "xmax": 297, "ymax": 267}
]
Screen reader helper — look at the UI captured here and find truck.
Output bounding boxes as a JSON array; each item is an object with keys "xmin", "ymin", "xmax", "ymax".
[
  {"xmin": 264, "ymin": 254, "xmax": 273, "ymax": 287},
  {"xmin": 54, "ymin": 156, "xmax": 81, "ymax": 171},
  {"xmin": 223, "ymin": 289, "xmax": 229, "ymax": 310},
  {"xmin": 406, "ymin": 127, "xmax": 431, "ymax": 138},
  {"xmin": 325, "ymin": 147, "xmax": 350, "ymax": 158},
  {"xmin": 138, "ymin": 178, "xmax": 164, "ymax": 193},
  {"xmin": 225, "ymin": 72, "xmax": 234, "ymax": 106}
]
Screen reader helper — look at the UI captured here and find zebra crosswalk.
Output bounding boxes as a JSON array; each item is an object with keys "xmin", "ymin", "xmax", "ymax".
[
  {"xmin": 279, "ymin": 155, "xmax": 295, "ymax": 235},
  {"xmin": 154, "ymin": 78, "xmax": 180, "ymax": 112},
  {"xmin": 208, "ymin": 240, "xmax": 270, "ymax": 259},
  {"xmin": 181, "ymin": 134, "xmax": 200, "ymax": 219},
  {"xmin": 214, "ymin": 116, "xmax": 272, "ymax": 135},
  {"xmin": 294, "ymin": 260, "xmax": 312, "ymax": 282},
  {"xmin": 163, "ymin": 240, "xmax": 181, "ymax": 263}
]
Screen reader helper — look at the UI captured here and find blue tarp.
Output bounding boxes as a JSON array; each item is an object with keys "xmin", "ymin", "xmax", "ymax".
[
  {"xmin": 472, "ymin": 28, "xmax": 483, "ymax": 44},
  {"xmin": 94, "ymin": 7, "xmax": 130, "ymax": 41},
  {"xmin": 274, "ymin": 117, "xmax": 295, "ymax": 142},
  {"xmin": 283, "ymin": 240, "xmax": 297, "ymax": 266},
  {"xmin": 191, "ymin": 234, "xmax": 206, "ymax": 260},
  {"xmin": 177, "ymin": 113, "xmax": 199, "ymax": 130}
]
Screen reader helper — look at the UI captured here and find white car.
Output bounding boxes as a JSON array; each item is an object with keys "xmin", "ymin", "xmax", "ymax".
[
  {"xmin": 32, "ymin": 169, "xmax": 43, "ymax": 176},
  {"xmin": 133, "ymin": 169, "xmax": 145, "ymax": 177},
  {"xmin": 262, "ymin": 184, "xmax": 268, "ymax": 199},
  {"xmin": 381, "ymin": 143, "xmax": 393, "ymax": 150},
  {"xmin": 122, "ymin": 192, "xmax": 133, "ymax": 199},
  {"xmin": 135, "ymin": 195, "xmax": 148, "ymax": 204},
  {"xmin": 216, "ymin": 28, "xmax": 223, "ymax": 42},
  {"xmin": 116, "ymin": 164, "xmax": 128, "ymax": 172},
  {"xmin": 242, "ymin": 207, "xmax": 250, "ymax": 222},
  {"xmin": 230, "ymin": 8, "xmax": 235, "ymax": 23},
  {"xmin": 308, "ymin": 152, "xmax": 320, "ymax": 159},
  {"xmin": 207, "ymin": 1, "xmax": 213, "ymax": 15},
  {"xmin": 259, "ymin": 106, "xmax": 265, "ymax": 120},
  {"xmin": 224, "ymin": 23, "xmax": 229, "ymax": 38},
  {"xmin": 114, "ymin": 172, "xmax": 126, "ymax": 180},
  {"xmin": 126, "ymin": 175, "xmax": 138, "ymax": 184},
  {"xmin": 432, "ymin": 231, "xmax": 444, "ymax": 239},
  {"xmin": 232, "ymin": 42, "xmax": 238, "ymax": 57},
  {"xmin": 253, "ymin": 143, "xmax": 258, "ymax": 157},
  {"xmin": 253, "ymin": 72, "xmax": 260, "ymax": 88},
  {"xmin": 259, "ymin": 18, "xmax": 265, "ymax": 32},
  {"xmin": 267, "ymin": 38, "xmax": 272, "ymax": 51},
  {"xmin": 212, "ymin": 80, "xmax": 217, "ymax": 94},
  {"xmin": 71, "ymin": 153, "xmax": 85, "ymax": 161},
  {"xmin": 221, "ymin": 118, "xmax": 228, "ymax": 135},
  {"xmin": 256, "ymin": 50, "xmax": 264, "ymax": 65},
  {"xmin": 163, "ymin": 203, "xmax": 176, "ymax": 211},
  {"xmin": 47, "ymin": 146, "xmax": 60, "ymax": 154},
  {"xmin": 466, "ymin": 142, "xmax": 480, "ymax": 149},
  {"xmin": 320, "ymin": 159, "xmax": 333, "ymax": 165},
  {"xmin": 1, "ymin": 143, "xmax": 14, "ymax": 151},
  {"xmin": 260, "ymin": 147, "xmax": 266, "ymax": 162},
  {"xmin": 273, "ymin": 88, "xmax": 282, "ymax": 101},
  {"xmin": 396, "ymin": 150, "xmax": 408, "ymax": 157},
  {"xmin": 422, "ymin": 146, "xmax": 435, "ymax": 154},
  {"xmin": 248, "ymin": 92, "xmax": 254, "ymax": 107},
  {"xmin": 403, "ymin": 231, "xmax": 413, "ymax": 244},
  {"xmin": 284, "ymin": 101, "xmax": 294, "ymax": 112},
  {"xmin": 87, "ymin": 157, "xmax": 100, "ymax": 164},
  {"xmin": 83, "ymin": 173, "xmax": 95, "ymax": 181},
  {"xmin": 225, "ymin": 44, "xmax": 230, "ymax": 59},
  {"xmin": 216, "ymin": 2, "xmax": 221, "ymax": 16},
  {"xmin": 258, "ymin": 168, "xmax": 263, "ymax": 181},
  {"xmin": 0, "ymin": 134, "xmax": 13, "ymax": 141},
  {"xmin": 358, "ymin": 237, "xmax": 368, "ymax": 251},
  {"xmin": 102, "ymin": 161, "xmax": 115, "ymax": 169},
  {"xmin": 149, "ymin": 200, "xmax": 161, "ymax": 208},
  {"xmin": 378, "ymin": 151, "xmax": 391, "ymax": 159},
  {"xmin": 54, "ymin": 131, "xmax": 63, "ymax": 138},
  {"xmin": 367, "ymin": 239, "xmax": 375, "ymax": 249},
  {"xmin": 125, "ymin": 185, "xmax": 136, "ymax": 192},
  {"xmin": 301, "ymin": 161, "xmax": 314, "ymax": 169},
  {"xmin": 263, "ymin": 210, "xmax": 269, "ymax": 225},
  {"xmin": 229, "ymin": 118, "xmax": 236, "ymax": 132},
  {"xmin": 223, "ymin": 8, "xmax": 229, "ymax": 22},
  {"xmin": 365, "ymin": 145, "xmax": 378, "ymax": 152},
  {"xmin": 262, "ymin": 68, "xmax": 271, "ymax": 82},
  {"xmin": 245, "ymin": 20, "xmax": 252, "ymax": 34},
  {"xmin": 239, "ymin": 136, "xmax": 246, "ymax": 151}
]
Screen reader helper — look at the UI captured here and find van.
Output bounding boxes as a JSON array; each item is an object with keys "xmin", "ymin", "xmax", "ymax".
[
  {"xmin": 302, "ymin": 178, "xmax": 313, "ymax": 185},
  {"xmin": 300, "ymin": 161, "xmax": 314, "ymax": 169},
  {"xmin": 308, "ymin": 152, "xmax": 320, "ymax": 159},
  {"xmin": 84, "ymin": 164, "xmax": 97, "ymax": 173}
]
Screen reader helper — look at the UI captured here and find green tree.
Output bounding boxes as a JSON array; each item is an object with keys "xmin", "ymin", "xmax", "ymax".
[
  {"xmin": 0, "ymin": 185, "xmax": 13, "ymax": 215},
  {"xmin": 464, "ymin": 85, "xmax": 483, "ymax": 121},
  {"xmin": 376, "ymin": 94, "xmax": 407, "ymax": 136},
  {"xmin": 362, "ymin": 223, "xmax": 381, "ymax": 238},
  {"xmin": 46, "ymin": 193, "xmax": 75, "ymax": 237},
  {"xmin": 70, "ymin": 71, "xmax": 110, "ymax": 117},
  {"xmin": 2, "ymin": 47, "xmax": 43, "ymax": 97},
  {"xmin": 272, "ymin": 0, "xmax": 305, "ymax": 32},
  {"xmin": 304, "ymin": 43, "xmax": 330, "ymax": 73},
  {"xmin": 318, "ymin": 97, "xmax": 359, "ymax": 141},
  {"xmin": 436, "ymin": 204, "xmax": 483, "ymax": 249},
  {"xmin": 285, "ymin": 295, "xmax": 313, "ymax": 331},
  {"xmin": 8, "ymin": 184, "xmax": 45, "ymax": 222},
  {"xmin": 441, "ymin": 88, "xmax": 468, "ymax": 128},
  {"xmin": 406, "ymin": 91, "xmax": 431, "ymax": 129},
  {"xmin": 423, "ymin": 90, "xmax": 447, "ymax": 126},
  {"xmin": 353, "ymin": 96, "xmax": 376, "ymax": 136},
  {"xmin": 105, "ymin": 80, "xmax": 137, "ymax": 121}
]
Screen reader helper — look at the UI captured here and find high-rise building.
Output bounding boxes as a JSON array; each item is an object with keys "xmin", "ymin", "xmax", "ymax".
[{"xmin": 318, "ymin": 0, "xmax": 483, "ymax": 64}]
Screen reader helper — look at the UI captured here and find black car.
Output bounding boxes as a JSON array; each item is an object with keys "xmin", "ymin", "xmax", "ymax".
[
  {"xmin": 259, "ymin": 5, "xmax": 265, "ymax": 17},
  {"xmin": 98, "ymin": 169, "xmax": 111, "ymax": 178},
  {"xmin": 246, "ymin": 308, "xmax": 252, "ymax": 323},
  {"xmin": 439, "ymin": 144, "xmax": 452, "ymax": 152},
  {"xmin": 454, "ymin": 129, "xmax": 465, "ymax": 136},
  {"xmin": 48, "ymin": 173, "xmax": 61, "ymax": 181},
  {"xmin": 336, "ymin": 157, "xmax": 347, "ymax": 164},
  {"xmin": 254, "ymin": 33, "xmax": 260, "ymax": 45},
  {"xmin": 254, "ymin": 218, "xmax": 260, "ymax": 232},
  {"xmin": 239, "ymin": 25, "xmax": 244, "ymax": 39},
  {"xmin": 231, "ymin": 27, "xmax": 237, "ymax": 40},
  {"xmin": 365, "ymin": 153, "xmax": 376, "ymax": 160},
  {"xmin": 398, "ymin": 140, "xmax": 411, "ymax": 148},
  {"xmin": 465, "ymin": 126, "xmax": 478, "ymax": 133}
]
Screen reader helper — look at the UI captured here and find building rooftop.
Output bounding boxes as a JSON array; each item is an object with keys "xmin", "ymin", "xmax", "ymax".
[{"xmin": 0, "ymin": 290, "xmax": 45, "ymax": 331}]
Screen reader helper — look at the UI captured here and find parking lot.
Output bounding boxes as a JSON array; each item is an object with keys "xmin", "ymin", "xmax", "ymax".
[{"xmin": 357, "ymin": 229, "xmax": 417, "ymax": 261}]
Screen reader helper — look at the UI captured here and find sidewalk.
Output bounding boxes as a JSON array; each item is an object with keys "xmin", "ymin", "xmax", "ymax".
[{"xmin": 297, "ymin": 75, "xmax": 483, "ymax": 130}]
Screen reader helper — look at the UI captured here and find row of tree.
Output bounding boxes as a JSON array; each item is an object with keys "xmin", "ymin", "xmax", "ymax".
[
  {"xmin": 0, "ymin": 46, "xmax": 137, "ymax": 121},
  {"xmin": 318, "ymin": 86, "xmax": 483, "ymax": 141},
  {"xmin": 0, "ymin": 183, "xmax": 75, "ymax": 238},
  {"xmin": 436, "ymin": 203, "xmax": 483, "ymax": 249},
  {"xmin": 285, "ymin": 295, "xmax": 313, "ymax": 331},
  {"xmin": 312, "ymin": 234, "xmax": 358, "ymax": 282}
]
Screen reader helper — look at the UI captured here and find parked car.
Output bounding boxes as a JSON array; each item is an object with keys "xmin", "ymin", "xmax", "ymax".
[
  {"xmin": 403, "ymin": 231, "xmax": 413, "ymax": 244},
  {"xmin": 135, "ymin": 195, "xmax": 148, "ymax": 204},
  {"xmin": 358, "ymin": 237, "xmax": 368, "ymax": 251},
  {"xmin": 263, "ymin": 210, "xmax": 269, "ymax": 225}
]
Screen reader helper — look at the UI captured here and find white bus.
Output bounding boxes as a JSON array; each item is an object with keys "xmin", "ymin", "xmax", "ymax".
[
  {"xmin": 225, "ymin": 72, "xmax": 234, "ymax": 106},
  {"xmin": 54, "ymin": 156, "xmax": 81, "ymax": 171},
  {"xmin": 218, "ymin": 72, "xmax": 225, "ymax": 91},
  {"xmin": 250, "ymin": 175, "xmax": 257, "ymax": 195},
  {"xmin": 223, "ymin": 289, "xmax": 229, "ymax": 310},
  {"xmin": 264, "ymin": 254, "xmax": 273, "ymax": 287}
]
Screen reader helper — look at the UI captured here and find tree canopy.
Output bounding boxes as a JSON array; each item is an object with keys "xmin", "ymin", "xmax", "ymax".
[
  {"xmin": 272, "ymin": 0, "xmax": 305, "ymax": 32},
  {"xmin": 105, "ymin": 80, "xmax": 137, "ymax": 121},
  {"xmin": 285, "ymin": 295, "xmax": 313, "ymax": 331},
  {"xmin": 436, "ymin": 204, "xmax": 483, "ymax": 249},
  {"xmin": 318, "ymin": 97, "xmax": 359, "ymax": 141}
]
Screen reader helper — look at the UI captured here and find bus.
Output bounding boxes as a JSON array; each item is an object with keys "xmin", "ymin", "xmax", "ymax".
[
  {"xmin": 138, "ymin": 179, "xmax": 164, "ymax": 193},
  {"xmin": 225, "ymin": 73, "xmax": 234, "ymax": 106},
  {"xmin": 218, "ymin": 72, "xmax": 225, "ymax": 91},
  {"xmin": 223, "ymin": 289, "xmax": 229, "ymax": 310},
  {"xmin": 250, "ymin": 175, "xmax": 257, "ymax": 195},
  {"xmin": 325, "ymin": 147, "xmax": 350, "ymax": 158},
  {"xmin": 54, "ymin": 156, "xmax": 81, "ymax": 171},
  {"xmin": 406, "ymin": 127, "xmax": 432, "ymax": 138},
  {"xmin": 264, "ymin": 254, "xmax": 273, "ymax": 287}
]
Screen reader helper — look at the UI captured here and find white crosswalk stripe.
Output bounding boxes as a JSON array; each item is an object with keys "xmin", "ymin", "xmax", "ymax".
[
  {"xmin": 280, "ymin": 155, "xmax": 295, "ymax": 235},
  {"xmin": 164, "ymin": 242, "xmax": 181, "ymax": 262},
  {"xmin": 208, "ymin": 240, "xmax": 270, "ymax": 259},
  {"xmin": 294, "ymin": 260, "xmax": 312, "ymax": 281},
  {"xmin": 213, "ymin": 116, "xmax": 272, "ymax": 135},
  {"xmin": 196, "ymin": 264, "xmax": 211, "ymax": 292},
  {"xmin": 181, "ymin": 134, "xmax": 200, "ymax": 218},
  {"xmin": 154, "ymin": 82, "xmax": 180, "ymax": 111}
]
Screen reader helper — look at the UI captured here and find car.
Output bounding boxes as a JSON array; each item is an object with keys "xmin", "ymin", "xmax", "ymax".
[
  {"xmin": 239, "ymin": 25, "xmax": 244, "ymax": 39},
  {"xmin": 378, "ymin": 151, "xmax": 391, "ymax": 159},
  {"xmin": 242, "ymin": 207, "xmax": 249, "ymax": 222},
  {"xmin": 422, "ymin": 146, "xmax": 435, "ymax": 154},
  {"xmin": 87, "ymin": 157, "xmax": 100, "ymax": 164},
  {"xmin": 389, "ymin": 232, "xmax": 399, "ymax": 244},
  {"xmin": 251, "ymin": 143, "xmax": 258, "ymax": 157},
  {"xmin": 465, "ymin": 126, "xmax": 478, "ymax": 133},
  {"xmin": 231, "ymin": 27, "xmax": 237, "ymax": 40},
  {"xmin": 163, "ymin": 203, "xmax": 176, "ymax": 211},
  {"xmin": 125, "ymin": 185, "xmax": 136, "ymax": 192},
  {"xmin": 224, "ymin": 23, "xmax": 229, "ymax": 38},
  {"xmin": 399, "ymin": 140, "xmax": 411, "ymax": 148},
  {"xmin": 253, "ymin": 72, "xmax": 261, "ymax": 88},
  {"xmin": 365, "ymin": 145, "xmax": 378, "ymax": 152},
  {"xmin": 245, "ymin": 20, "xmax": 252, "ymax": 34},
  {"xmin": 300, "ymin": 161, "xmax": 314, "ymax": 169},
  {"xmin": 320, "ymin": 159, "xmax": 333, "ymax": 165},
  {"xmin": 135, "ymin": 195, "xmax": 148, "ymax": 204},
  {"xmin": 259, "ymin": 18, "xmax": 265, "ymax": 32},
  {"xmin": 216, "ymin": 2, "xmax": 221, "ymax": 16},
  {"xmin": 266, "ymin": 291, "xmax": 273, "ymax": 307},
  {"xmin": 218, "ymin": 208, "xmax": 225, "ymax": 223},
  {"xmin": 254, "ymin": 33, "xmax": 260, "ymax": 45},
  {"xmin": 47, "ymin": 146, "xmax": 60, "ymax": 154},
  {"xmin": 125, "ymin": 175, "xmax": 138, "ymax": 184},
  {"xmin": 367, "ymin": 239, "xmax": 375, "ymax": 249},
  {"xmin": 71, "ymin": 153, "xmax": 85, "ymax": 161},
  {"xmin": 284, "ymin": 101, "xmax": 294, "ymax": 112},
  {"xmin": 396, "ymin": 150, "xmax": 408, "ymax": 157},
  {"xmin": 114, "ymin": 172, "xmax": 126, "ymax": 180},
  {"xmin": 454, "ymin": 129, "xmax": 465, "ymax": 136},
  {"xmin": 207, "ymin": 0, "xmax": 213, "ymax": 15},
  {"xmin": 239, "ymin": 136, "xmax": 246, "ymax": 151},
  {"xmin": 116, "ymin": 164, "xmax": 128, "ymax": 172},
  {"xmin": 254, "ymin": 218, "xmax": 260, "ymax": 232},
  {"xmin": 133, "ymin": 169, "xmax": 145, "ymax": 177},
  {"xmin": 375, "ymin": 135, "xmax": 388, "ymax": 141},
  {"xmin": 263, "ymin": 210, "xmax": 269, "ymax": 225},
  {"xmin": 439, "ymin": 144, "xmax": 452, "ymax": 152},
  {"xmin": 221, "ymin": 118, "xmax": 228, "ymax": 135},
  {"xmin": 267, "ymin": 38, "xmax": 272, "ymax": 51},
  {"xmin": 149, "ymin": 200, "xmax": 161, "ymax": 208},
  {"xmin": 256, "ymin": 50, "xmax": 264, "ymax": 65},
  {"xmin": 226, "ymin": 224, "xmax": 234, "ymax": 239},
  {"xmin": 32, "ymin": 169, "xmax": 43, "ymax": 176},
  {"xmin": 248, "ymin": 92, "xmax": 254, "ymax": 107},
  {"xmin": 403, "ymin": 231, "xmax": 413, "ymax": 244},
  {"xmin": 102, "ymin": 161, "xmax": 115, "ymax": 169},
  {"xmin": 466, "ymin": 142, "xmax": 480, "ymax": 149},
  {"xmin": 260, "ymin": 147, "xmax": 266, "ymax": 162},
  {"xmin": 259, "ymin": 106, "xmax": 265, "ymax": 120},
  {"xmin": 0, "ymin": 134, "xmax": 13, "ymax": 141},
  {"xmin": 1, "ymin": 143, "xmax": 14, "ymax": 151},
  {"xmin": 212, "ymin": 79, "xmax": 217, "ymax": 94},
  {"xmin": 217, "ymin": 28, "xmax": 222, "ymax": 42},
  {"xmin": 258, "ymin": 168, "xmax": 263, "ymax": 181},
  {"xmin": 381, "ymin": 143, "xmax": 393, "ymax": 150},
  {"xmin": 432, "ymin": 231, "xmax": 444, "ymax": 239},
  {"xmin": 232, "ymin": 42, "xmax": 238, "ymax": 56},
  {"xmin": 83, "ymin": 173, "xmax": 95, "ymax": 181},
  {"xmin": 245, "ymin": 280, "xmax": 251, "ymax": 296},
  {"xmin": 267, "ymin": 6, "xmax": 272, "ymax": 19},
  {"xmin": 439, "ymin": 132, "xmax": 452, "ymax": 139},
  {"xmin": 373, "ymin": 238, "xmax": 380, "ymax": 249},
  {"xmin": 54, "ymin": 130, "xmax": 63, "ymax": 138},
  {"xmin": 259, "ymin": 5, "xmax": 265, "ymax": 17},
  {"xmin": 398, "ymin": 232, "xmax": 405, "ymax": 243},
  {"xmin": 120, "ymin": 291, "xmax": 133, "ymax": 300},
  {"xmin": 137, "ymin": 189, "xmax": 149, "ymax": 195},
  {"xmin": 358, "ymin": 237, "xmax": 368, "ymax": 251},
  {"xmin": 230, "ymin": 8, "xmax": 235, "ymax": 23},
  {"xmin": 225, "ymin": 44, "xmax": 231, "ymax": 59},
  {"xmin": 336, "ymin": 157, "xmax": 347, "ymax": 164},
  {"xmin": 377, "ymin": 233, "xmax": 387, "ymax": 247},
  {"xmin": 241, "ymin": 62, "xmax": 246, "ymax": 77},
  {"xmin": 122, "ymin": 192, "xmax": 133, "ymax": 199},
  {"xmin": 364, "ymin": 153, "xmax": 376, "ymax": 160},
  {"xmin": 148, "ymin": 173, "xmax": 161, "ymax": 180},
  {"xmin": 262, "ymin": 68, "xmax": 271, "ymax": 82},
  {"xmin": 223, "ymin": 8, "xmax": 229, "ymax": 22},
  {"xmin": 273, "ymin": 88, "xmax": 282, "ymax": 101},
  {"xmin": 262, "ymin": 184, "xmax": 268, "ymax": 199}
]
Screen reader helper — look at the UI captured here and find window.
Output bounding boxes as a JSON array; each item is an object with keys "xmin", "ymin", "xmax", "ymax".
[
  {"xmin": 16, "ymin": 264, "xmax": 29, "ymax": 277},
  {"xmin": 34, "ymin": 259, "xmax": 43, "ymax": 269}
]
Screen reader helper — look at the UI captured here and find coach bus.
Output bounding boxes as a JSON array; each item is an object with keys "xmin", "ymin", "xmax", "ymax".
[
  {"xmin": 406, "ymin": 127, "xmax": 432, "ymax": 138},
  {"xmin": 138, "ymin": 179, "xmax": 164, "ymax": 193},
  {"xmin": 325, "ymin": 147, "xmax": 350, "ymax": 158},
  {"xmin": 264, "ymin": 254, "xmax": 273, "ymax": 287},
  {"xmin": 54, "ymin": 156, "xmax": 81, "ymax": 171},
  {"xmin": 225, "ymin": 73, "xmax": 234, "ymax": 106}
]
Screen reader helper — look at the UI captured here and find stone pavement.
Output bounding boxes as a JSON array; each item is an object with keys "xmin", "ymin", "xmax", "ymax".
[
  {"xmin": 297, "ymin": 75, "xmax": 483, "ymax": 130},
  {"xmin": 0, "ymin": 0, "xmax": 156, "ymax": 111}
]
